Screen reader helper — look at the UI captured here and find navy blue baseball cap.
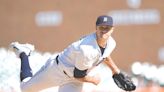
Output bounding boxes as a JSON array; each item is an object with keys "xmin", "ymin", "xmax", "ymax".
[{"xmin": 96, "ymin": 15, "xmax": 113, "ymax": 26}]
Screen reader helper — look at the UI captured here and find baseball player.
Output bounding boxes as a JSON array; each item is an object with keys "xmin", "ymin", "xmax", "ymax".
[{"xmin": 10, "ymin": 15, "xmax": 136, "ymax": 92}]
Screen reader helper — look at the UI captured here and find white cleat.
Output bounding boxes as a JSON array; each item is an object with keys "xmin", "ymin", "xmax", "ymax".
[{"xmin": 10, "ymin": 42, "xmax": 35, "ymax": 56}]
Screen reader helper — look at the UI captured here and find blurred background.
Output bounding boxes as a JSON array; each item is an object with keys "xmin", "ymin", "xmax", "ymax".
[{"xmin": 0, "ymin": 0, "xmax": 164, "ymax": 92}]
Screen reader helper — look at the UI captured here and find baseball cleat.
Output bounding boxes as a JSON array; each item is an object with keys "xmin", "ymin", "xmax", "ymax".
[{"xmin": 10, "ymin": 42, "xmax": 35, "ymax": 56}]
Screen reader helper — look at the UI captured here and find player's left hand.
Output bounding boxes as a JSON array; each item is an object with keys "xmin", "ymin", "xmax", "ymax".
[{"xmin": 112, "ymin": 72, "xmax": 136, "ymax": 91}]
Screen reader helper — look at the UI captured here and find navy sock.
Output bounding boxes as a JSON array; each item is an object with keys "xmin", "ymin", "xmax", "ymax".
[{"xmin": 20, "ymin": 52, "xmax": 33, "ymax": 81}]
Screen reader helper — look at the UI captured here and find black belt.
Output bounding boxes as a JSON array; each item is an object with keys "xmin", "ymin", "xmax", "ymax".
[
  {"xmin": 55, "ymin": 55, "xmax": 70, "ymax": 78},
  {"xmin": 56, "ymin": 55, "xmax": 59, "ymax": 65}
]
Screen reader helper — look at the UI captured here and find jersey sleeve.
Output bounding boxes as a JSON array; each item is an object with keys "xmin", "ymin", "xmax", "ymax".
[{"xmin": 74, "ymin": 45, "xmax": 97, "ymax": 70}]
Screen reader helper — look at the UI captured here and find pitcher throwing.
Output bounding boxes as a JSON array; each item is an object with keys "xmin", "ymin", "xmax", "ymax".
[{"xmin": 10, "ymin": 15, "xmax": 136, "ymax": 92}]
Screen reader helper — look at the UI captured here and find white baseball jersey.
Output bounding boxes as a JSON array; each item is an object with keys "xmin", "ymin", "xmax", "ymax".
[
  {"xmin": 21, "ymin": 33, "xmax": 116, "ymax": 92},
  {"xmin": 58, "ymin": 33, "xmax": 116, "ymax": 77}
]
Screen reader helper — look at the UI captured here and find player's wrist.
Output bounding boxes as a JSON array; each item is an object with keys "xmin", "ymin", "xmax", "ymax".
[{"xmin": 112, "ymin": 68, "xmax": 120, "ymax": 75}]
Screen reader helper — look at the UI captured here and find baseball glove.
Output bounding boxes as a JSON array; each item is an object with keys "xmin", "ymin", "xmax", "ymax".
[{"xmin": 112, "ymin": 72, "xmax": 136, "ymax": 91}]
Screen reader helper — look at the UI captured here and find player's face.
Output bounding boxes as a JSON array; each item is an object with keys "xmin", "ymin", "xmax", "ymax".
[{"xmin": 96, "ymin": 25, "xmax": 114, "ymax": 39}]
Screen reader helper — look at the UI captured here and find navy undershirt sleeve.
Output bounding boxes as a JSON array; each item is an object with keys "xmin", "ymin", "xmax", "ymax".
[{"xmin": 74, "ymin": 67, "xmax": 88, "ymax": 78}]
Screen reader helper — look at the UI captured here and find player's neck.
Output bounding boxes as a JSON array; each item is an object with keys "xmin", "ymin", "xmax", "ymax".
[{"xmin": 96, "ymin": 38, "xmax": 107, "ymax": 48}]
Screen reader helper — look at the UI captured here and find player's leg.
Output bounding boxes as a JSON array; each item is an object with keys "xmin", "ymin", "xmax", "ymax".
[
  {"xmin": 19, "ymin": 52, "xmax": 33, "ymax": 82},
  {"xmin": 10, "ymin": 42, "xmax": 63, "ymax": 92},
  {"xmin": 10, "ymin": 42, "xmax": 34, "ymax": 82},
  {"xmin": 58, "ymin": 82, "xmax": 83, "ymax": 92},
  {"xmin": 20, "ymin": 55, "xmax": 67, "ymax": 92}
]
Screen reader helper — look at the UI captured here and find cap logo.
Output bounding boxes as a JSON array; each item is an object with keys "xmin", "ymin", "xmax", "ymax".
[{"xmin": 103, "ymin": 17, "xmax": 108, "ymax": 22}]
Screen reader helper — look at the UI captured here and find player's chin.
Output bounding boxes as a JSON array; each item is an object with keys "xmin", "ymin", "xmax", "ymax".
[{"xmin": 102, "ymin": 34, "xmax": 110, "ymax": 39}]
